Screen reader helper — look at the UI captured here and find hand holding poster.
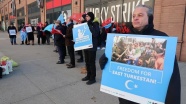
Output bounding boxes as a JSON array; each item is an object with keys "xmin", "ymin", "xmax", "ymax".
[
  {"xmin": 100, "ymin": 34, "xmax": 177, "ymax": 104},
  {"xmin": 26, "ymin": 26, "xmax": 33, "ymax": 33},
  {"xmin": 73, "ymin": 23, "xmax": 92, "ymax": 51},
  {"xmin": 9, "ymin": 30, "xmax": 16, "ymax": 35}
]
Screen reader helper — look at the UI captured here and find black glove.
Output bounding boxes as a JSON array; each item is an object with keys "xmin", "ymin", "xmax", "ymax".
[{"xmin": 99, "ymin": 53, "xmax": 108, "ymax": 70}]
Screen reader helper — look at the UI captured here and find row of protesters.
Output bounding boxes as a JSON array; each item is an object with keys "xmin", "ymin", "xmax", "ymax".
[
  {"xmin": 7, "ymin": 21, "xmax": 51, "ymax": 46},
  {"xmin": 99, "ymin": 5, "xmax": 180, "ymax": 104},
  {"xmin": 37, "ymin": 21, "xmax": 52, "ymax": 45},
  {"xmin": 53, "ymin": 12, "xmax": 100, "ymax": 84},
  {"xmin": 18, "ymin": 23, "xmax": 35, "ymax": 45},
  {"xmin": 7, "ymin": 23, "xmax": 17, "ymax": 45}
]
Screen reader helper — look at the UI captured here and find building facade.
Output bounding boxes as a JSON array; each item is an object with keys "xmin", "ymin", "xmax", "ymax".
[
  {"xmin": 45, "ymin": 0, "xmax": 71, "ymax": 24},
  {"xmin": 0, "ymin": 0, "xmax": 46, "ymax": 29},
  {"xmin": 0, "ymin": 0, "xmax": 186, "ymax": 62}
]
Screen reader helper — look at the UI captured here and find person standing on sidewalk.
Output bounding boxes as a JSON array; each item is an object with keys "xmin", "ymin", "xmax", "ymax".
[
  {"xmin": 7, "ymin": 23, "xmax": 17, "ymax": 45},
  {"xmin": 54, "ymin": 20, "xmax": 66, "ymax": 64},
  {"xmin": 44, "ymin": 21, "xmax": 51, "ymax": 45},
  {"xmin": 36, "ymin": 24, "xmax": 43, "ymax": 45},
  {"xmin": 81, "ymin": 12, "xmax": 100, "ymax": 85},
  {"xmin": 65, "ymin": 18, "xmax": 75, "ymax": 68},
  {"xmin": 26, "ymin": 24, "xmax": 35, "ymax": 45},
  {"xmin": 19, "ymin": 22, "xmax": 27, "ymax": 45},
  {"xmin": 42, "ymin": 22, "xmax": 48, "ymax": 44}
]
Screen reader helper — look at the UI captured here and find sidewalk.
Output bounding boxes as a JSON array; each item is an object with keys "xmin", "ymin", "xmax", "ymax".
[{"xmin": 0, "ymin": 32, "xmax": 185, "ymax": 104}]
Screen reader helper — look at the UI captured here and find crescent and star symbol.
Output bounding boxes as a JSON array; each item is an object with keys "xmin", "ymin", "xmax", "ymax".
[{"xmin": 125, "ymin": 80, "xmax": 138, "ymax": 90}]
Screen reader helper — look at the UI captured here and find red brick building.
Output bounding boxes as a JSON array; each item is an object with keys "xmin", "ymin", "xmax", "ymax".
[{"xmin": 0, "ymin": 0, "xmax": 185, "ymax": 62}]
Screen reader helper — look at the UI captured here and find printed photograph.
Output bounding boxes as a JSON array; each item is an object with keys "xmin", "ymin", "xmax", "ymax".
[{"xmin": 111, "ymin": 36, "xmax": 167, "ymax": 70}]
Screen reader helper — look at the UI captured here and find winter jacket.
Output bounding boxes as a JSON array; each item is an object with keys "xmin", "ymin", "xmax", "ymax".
[
  {"xmin": 7, "ymin": 26, "xmax": 17, "ymax": 38},
  {"xmin": 87, "ymin": 18, "xmax": 100, "ymax": 51},
  {"xmin": 54, "ymin": 25, "xmax": 65, "ymax": 47},
  {"xmin": 65, "ymin": 23, "xmax": 74, "ymax": 46}
]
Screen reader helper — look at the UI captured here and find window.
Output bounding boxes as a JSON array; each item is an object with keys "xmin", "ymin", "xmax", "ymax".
[
  {"xmin": 11, "ymin": 3, "xmax": 12, "ymax": 8},
  {"xmin": 19, "ymin": 0, "xmax": 21, "ymax": 4}
]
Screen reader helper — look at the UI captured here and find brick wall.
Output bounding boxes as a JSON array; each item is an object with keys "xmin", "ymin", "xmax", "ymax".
[
  {"xmin": 72, "ymin": 0, "xmax": 84, "ymax": 13},
  {"xmin": 154, "ymin": 0, "xmax": 186, "ymax": 62},
  {"xmin": 0, "ymin": 0, "xmax": 45, "ymax": 28},
  {"xmin": 181, "ymin": 19, "xmax": 186, "ymax": 61}
]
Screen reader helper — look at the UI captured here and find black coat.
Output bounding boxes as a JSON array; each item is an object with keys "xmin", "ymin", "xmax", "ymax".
[
  {"xmin": 54, "ymin": 25, "xmax": 65, "ymax": 47},
  {"xmin": 65, "ymin": 23, "xmax": 74, "ymax": 46},
  {"xmin": 36, "ymin": 26, "xmax": 43, "ymax": 37},
  {"xmin": 18, "ymin": 25, "xmax": 24, "ymax": 31},
  {"xmin": 7, "ymin": 26, "xmax": 17, "ymax": 38},
  {"xmin": 87, "ymin": 21, "xmax": 100, "ymax": 51},
  {"xmin": 99, "ymin": 24, "xmax": 181, "ymax": 104}
]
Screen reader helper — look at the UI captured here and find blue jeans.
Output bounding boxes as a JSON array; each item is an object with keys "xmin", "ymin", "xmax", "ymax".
[{"xmin": 10, "ymin": 37, "xmax": 16, "ymax": 45}]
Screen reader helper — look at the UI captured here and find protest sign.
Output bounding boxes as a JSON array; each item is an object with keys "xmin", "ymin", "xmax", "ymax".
[
  {"xmin": 100, "ymin": 33, "xmax": 177, "ymax": 104},
  {"xmin": 9, "ymin": 30, "xmax": 16, "ymax": 35},
  {"xmin": 26, "ymin": 27, "xmax": 33, "ymax": 33},
  {"xmin": 73, "ymin": 23, "xmax": 92, "ymax": 51}
]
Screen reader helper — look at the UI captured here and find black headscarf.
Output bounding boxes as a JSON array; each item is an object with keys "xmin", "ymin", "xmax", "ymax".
[
  {"xmin": 86, "ymin": 12, "xmax": 95, "ymax": 22},
  {"xmin": 81, "ymin": 14, "xmax": 87, "ymax": 23}
]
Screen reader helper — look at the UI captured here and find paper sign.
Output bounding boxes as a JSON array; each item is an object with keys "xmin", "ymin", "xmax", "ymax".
[
  {"xmin": 26, "ymin": 27, "xmax": 33, "ymax": 33},
  {"xmin": 9, "ymin": 30, "xmax": 16, "ymax": 35}
]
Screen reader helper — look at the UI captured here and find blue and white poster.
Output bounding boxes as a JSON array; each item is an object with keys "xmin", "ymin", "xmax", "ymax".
[
  {"xmin": 100, "ymin": 33, "xmax": 177, "ymax": 104},
  {"xmin": 73, "ymin": 23, "xmax": 92, "ymax": 51}
]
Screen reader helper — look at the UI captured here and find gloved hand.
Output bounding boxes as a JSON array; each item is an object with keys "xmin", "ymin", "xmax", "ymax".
[{"xmin": 99, "ymin": 53, "xmax": 108, "ymax": 70}]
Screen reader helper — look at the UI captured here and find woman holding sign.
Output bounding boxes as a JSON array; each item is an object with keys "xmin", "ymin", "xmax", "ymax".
[{"xmin": 7, "ymin": 23, "xmax": 17, "ymax": 45}]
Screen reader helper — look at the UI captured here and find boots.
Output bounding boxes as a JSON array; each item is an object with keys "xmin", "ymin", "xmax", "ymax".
[
  {"xmin": 20, "ymin": 41, "xmax": 24, "ymax": 45},
  {"xmin": 25, "ymin": 40, "xmax": 27, "ymax": 45}
]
